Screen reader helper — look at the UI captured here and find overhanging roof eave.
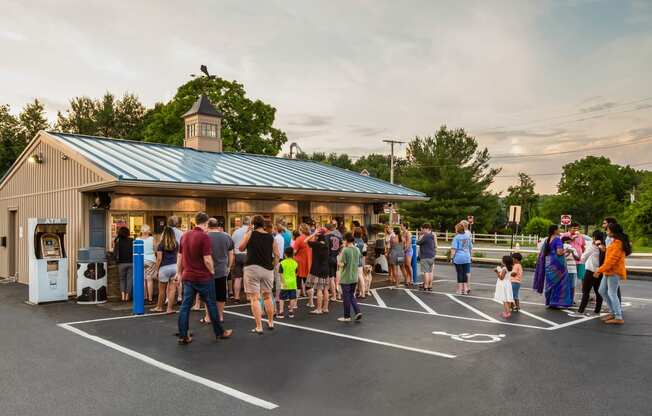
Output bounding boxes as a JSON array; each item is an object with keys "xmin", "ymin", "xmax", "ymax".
[{"xmin": 84, "ymin": 179, "xmax": 429, "ymax": 202}]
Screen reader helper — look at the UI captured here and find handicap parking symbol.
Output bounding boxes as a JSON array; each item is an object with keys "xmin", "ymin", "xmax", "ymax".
[{"xmin": 432, "ymin": 331, "xmax": 506, "ymax": 343}]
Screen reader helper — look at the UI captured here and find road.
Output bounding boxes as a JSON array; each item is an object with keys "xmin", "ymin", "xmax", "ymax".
[{"xmin": 1, "ymin": 265, "xmax": 651, "ymax": 416}]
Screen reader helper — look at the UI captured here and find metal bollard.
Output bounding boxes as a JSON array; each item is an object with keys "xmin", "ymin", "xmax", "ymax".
[
  {"xmin": 411, "ymin": 234, "xmax": 418, "ymax": 284},
  {"xmin": 132, "ymin": 239, "xmax": 144, "ymax": 315}
]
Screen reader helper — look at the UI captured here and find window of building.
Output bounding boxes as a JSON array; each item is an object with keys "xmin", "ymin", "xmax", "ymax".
[{"xmin": 199, "ymin": 123, "xmax": 218, "ymax": 138}]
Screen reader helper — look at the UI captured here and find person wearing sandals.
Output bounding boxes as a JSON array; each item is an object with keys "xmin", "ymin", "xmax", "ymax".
[
  {"xmin": 596, "ymin": 223, "xmax": 631, "ymax": 325},
  {"xmin": 201, "ymin": 218, "xmax": 234, "ymax": 325},
  {"xmin": 388, "ymin": 227, "xmax": 404, "ymax": 288},
  {"xmin": 307, "ymin": 228, "xmax": 331, "ymax": 315},
  {"xmin": 277, "ymin": 247, "xmax": 298, "ymax": 319},
  {"xmin": 137, "ymin": 225, "xmax": 157, "ymax": 304},
  {"xmin": 239, "ymin": 215, "xmax": 280, "ymax": 334},
  {"xmin": 417, "ymin": 223, "xmax": 436, "ymax": 291},
  {"xmin": 451, "ymin": 223, "xmax": 472, "ymax": 295},
  {"xmin": 151, "ymin": 226, "xmax": 178, "ymax": 313},
  {"xmin": 400, "ymin": 223, "xmax": 414, "ymax": 288},
  {"xmin": 176, "ymin": 212, "xmax": 232, "ymax": 344}
]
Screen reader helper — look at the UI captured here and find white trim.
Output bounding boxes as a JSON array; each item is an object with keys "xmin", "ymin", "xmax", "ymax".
[
  {"xmin": 57, "ymin": 323, "xmax": 278, "ymax": 410},
  {"xmin": 223, "ymin": 310, "xmax": 456, "ymax": 359}
]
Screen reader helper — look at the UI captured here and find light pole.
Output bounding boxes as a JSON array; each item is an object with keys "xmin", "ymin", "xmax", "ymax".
[{"xmin": 382, "ymin": 139, "xmax": 404, "ymax": 184}]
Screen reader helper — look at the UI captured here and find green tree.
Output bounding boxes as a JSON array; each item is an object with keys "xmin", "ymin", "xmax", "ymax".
[
  {"xmin": 55, "ymin": 93, "xmax": 145, "ymax": 139},
  {"xmin": 0, "ymin": 104, "xmax": 21, "ymax": 175},
  {"xmin": 55, "ymin": 96, "xmax": 97, "ymax": 134},
  {"xmin": 294, "ymin": 151, "xmax": 354, "ymax": 170},
  {"xmin": 554, "ymin": 156, "xmax": 641, "ymax": 229},
  {"xmin": 19, "ymin": 99, "xmax": 49, "ymax": 140},
  {"xmin": 141, "ymin": 76, "xmax": 287, "ymax": 155},
  {"xmin": 504, "ymin": 172, "xmax": 538, "ymax": 224},
  {"xmin": 524, "ymin": 216, "xmax": 553, "ymax": 238},
  {"xmin": 623, "ymin": 174, "xmax": 652, "ymax": 245},
  {"xmin": 399, "ymin": 126, "xmax": 502, "ymax": 232},
  {"xmin": 353, "ymin": 153, "xmax": 408, "ymax": 182}
]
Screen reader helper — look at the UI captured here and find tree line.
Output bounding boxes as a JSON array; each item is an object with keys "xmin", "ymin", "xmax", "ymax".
[{"xmin": 2, "ymin": 75, "xmax": 650, "ymax": 245}]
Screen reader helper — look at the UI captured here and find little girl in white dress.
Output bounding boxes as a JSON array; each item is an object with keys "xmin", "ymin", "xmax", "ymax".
[{"xmin": 494, "ymin": 255, "xmax": 515, "ymax": 319}]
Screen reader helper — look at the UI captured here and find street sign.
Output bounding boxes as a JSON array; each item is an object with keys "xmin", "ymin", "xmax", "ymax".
[
  {"xmin": 467, "ymin": 215, "xmax": 474, "ymax": 225},
  {"xmin": 508, "ymin": 205, "xmax": 522, "ymax": 224},
  {"xmin": 560, "ymin": 214, "xmax": 572, "ymax": 226}
]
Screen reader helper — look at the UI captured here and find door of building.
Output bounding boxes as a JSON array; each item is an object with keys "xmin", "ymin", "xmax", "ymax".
[
  {"xmin": 8, "ymin": 209, "xmax": 17, "ymax": 278},
  {"xmin": 89, "ymin": 209, "xmax": 106, "ymax": 248}
]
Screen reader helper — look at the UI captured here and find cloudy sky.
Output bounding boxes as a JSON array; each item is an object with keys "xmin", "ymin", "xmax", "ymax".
[{"xmin": 1, "ymin": 0, "xmax": 651, "ymax": 193}]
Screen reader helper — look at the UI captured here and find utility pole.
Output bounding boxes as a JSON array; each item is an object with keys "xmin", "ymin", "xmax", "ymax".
[{"xmin": 382, "ymin": 139, "xmax": 404, "ymax": 184}]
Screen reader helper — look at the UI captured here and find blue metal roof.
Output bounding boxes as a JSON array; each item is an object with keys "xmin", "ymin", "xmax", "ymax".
[{"xmin": 48, "ymin": 132, "xmax": 426, "ymax": 199}]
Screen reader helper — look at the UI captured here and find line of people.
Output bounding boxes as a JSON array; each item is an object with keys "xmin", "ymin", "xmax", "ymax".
[{"xmin": 116, "ymin": 213, "xmax": 373, "ymax": 344}]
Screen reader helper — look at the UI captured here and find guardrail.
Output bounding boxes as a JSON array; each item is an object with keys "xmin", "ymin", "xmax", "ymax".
[{"xmin": 434, "ymin": 245, "xmax": 652, "ymax": 272}]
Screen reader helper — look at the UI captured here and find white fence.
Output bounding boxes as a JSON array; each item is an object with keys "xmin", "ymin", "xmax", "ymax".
[
  {"xmin": 434, "ymin": 245, "xmax": 652, "ymax": 272},
  {"xmin": 438, "ymin": 232, "xmax": 539, "ymax": 246}
]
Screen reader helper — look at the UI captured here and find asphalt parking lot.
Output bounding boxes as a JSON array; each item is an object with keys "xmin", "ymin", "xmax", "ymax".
[{"xmin": 2, "ymin": 264, "xmax": 652, "ymax": 416}]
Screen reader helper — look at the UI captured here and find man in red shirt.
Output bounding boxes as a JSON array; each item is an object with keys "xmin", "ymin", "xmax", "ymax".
[{"xmin": 176, "ymin": 212, "xmax": 233, "ymax": 344}]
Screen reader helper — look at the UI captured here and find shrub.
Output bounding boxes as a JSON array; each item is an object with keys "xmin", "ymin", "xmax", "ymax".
[
  {"xmin": 524, "ymin": 216, "xmax": 553, "ymax": 237},
  {"xmin": 520, "ymin": 253, "xmax": 538, "ymax": 268}
]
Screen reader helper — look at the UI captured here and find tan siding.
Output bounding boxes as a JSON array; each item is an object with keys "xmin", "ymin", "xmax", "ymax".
[{"xmin": 0, "ymin": 140, "xmax": 108, "ymax": 294}]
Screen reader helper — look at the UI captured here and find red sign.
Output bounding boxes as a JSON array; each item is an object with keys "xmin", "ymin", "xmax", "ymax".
[
  {"xmin": 467, "ymin": 215, "xmax": 474, "ymax": 225},
  {"xmin": 560, "ymin": 214, "xmax": 572, "ymax": 226}
]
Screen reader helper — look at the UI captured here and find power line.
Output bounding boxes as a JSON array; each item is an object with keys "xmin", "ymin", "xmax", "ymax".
[
  {"xmin": 495, "ymin": 161, "xmax": 652, "ymax": 178},
  {"xmin": 480, "ymin": 96, "xmax": 652, "ymax": 133}
]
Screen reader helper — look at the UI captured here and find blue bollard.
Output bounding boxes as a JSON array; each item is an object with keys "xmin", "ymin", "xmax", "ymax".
[
  {"xmin": 411, "ymin": 234, "xmax": 418, "ymax": 284},
  {"xmin": 132, "ymin": 239, "xmax": 144, "ymax": 315}
]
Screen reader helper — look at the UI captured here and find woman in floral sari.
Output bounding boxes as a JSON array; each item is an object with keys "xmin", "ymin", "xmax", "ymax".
[{"xmin": 533, "ymin": 224, "xmax": 573, "ymax": 308}]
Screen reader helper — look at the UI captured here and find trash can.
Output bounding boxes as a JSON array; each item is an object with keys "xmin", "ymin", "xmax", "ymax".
[{"xmin": 76, "ymin": 247, "xmax": 108, "ymax": 304}]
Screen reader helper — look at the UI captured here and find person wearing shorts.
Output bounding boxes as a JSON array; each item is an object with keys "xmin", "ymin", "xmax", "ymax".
[
  {"xmin": 231, "ymin": 216, "xmax": 250, "ymax": 303},
  {"xmin": 417, "ymin": 223, "xmax": 436, "ymax": 291},
  {"xmin": 202, "ymin": 218, "xmax": 234, "ymax": 324},
  {"xmin": 277, "ymin": 247, "xmax": 299, "ymax": 318},
  {"xmin": 325, "ymin": 224, "xmax": 342, "ymax": 301},
  {"xmin": 152, "ymin": 226, "xmax": 178, "ymax": 312},
  {"xmin": 307, "ymin": 228, "xmax": 330, "ymax": 314},
  {"xmin": 239, "ymin": 215, "xmax": 280, "ymax": 334}
]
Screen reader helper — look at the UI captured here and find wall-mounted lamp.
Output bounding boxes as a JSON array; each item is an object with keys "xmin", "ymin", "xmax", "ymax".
[
  {"xmin": 28, "ymin": 153, "xmax": 44, "ymax": 164},
  {"xmin": 61, "ymin": 154, "xmax": 69, "ymax": 161}
]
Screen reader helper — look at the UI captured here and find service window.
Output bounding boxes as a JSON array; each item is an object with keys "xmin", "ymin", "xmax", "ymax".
[
  {"xmin": 173, "ymin": 212, "xmax": 195, "ymax": 232},
  {"xmin": 274, "ymin": 214, "xmax": 297, "ymax": 231}
]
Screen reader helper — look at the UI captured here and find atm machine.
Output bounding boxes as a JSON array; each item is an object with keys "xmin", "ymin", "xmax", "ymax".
[{"xmin": 28, "ymin": 218, "xmax": 68, "ymax": 304}]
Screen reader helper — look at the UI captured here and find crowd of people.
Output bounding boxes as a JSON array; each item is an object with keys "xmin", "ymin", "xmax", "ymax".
[
  {"xmin": 112, "ymin": 212, "xmax": 632, "ymax": 344},
  {"xmin": 529, "ymin": 217, "xmax": 631, "ymax": 324},
  {"xmin": 113, "ymin": 213, "xmax": 373, "ymax": 344}
]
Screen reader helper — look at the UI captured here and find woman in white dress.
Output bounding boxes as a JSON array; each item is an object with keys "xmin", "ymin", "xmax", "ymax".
[{"xmin": 494, "ymin": 255, "xmax": 515, "ymax": 319}]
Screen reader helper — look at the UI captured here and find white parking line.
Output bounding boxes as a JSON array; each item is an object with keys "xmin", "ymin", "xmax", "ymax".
[
  {"xmin": 547, "ymin": 313, "xmax": 607, "ymax": 330},
  {"xmin": 403, "ymin": 289, "xmax": 437, "ymax": 315},
  {"xmin": 223, "ymin": 310, "xmax": 456, "ymax": 359},
  {"xmin": 370, "ymin": 289, "xmax": 387, "ymax": 308},
  {"xmin": 517, "ymin": 309, "xmax": 558, "ymax": 327},
  {"xmin": 352, "ymin": 299, "xmax": 548, "ymax": 330},
  {"xmin": 57, "ymin": 323, "xmax": 279, "ymax": 410},
  {"xmin": 446, "ymin": 294, "xmax": 500, "ymax": 323}
]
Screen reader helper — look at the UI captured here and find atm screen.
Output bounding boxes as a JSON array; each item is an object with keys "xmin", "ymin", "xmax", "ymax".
[{"xmin": 40, "ymin": 233, "xmax": 62, "ymax": 258}]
